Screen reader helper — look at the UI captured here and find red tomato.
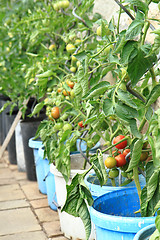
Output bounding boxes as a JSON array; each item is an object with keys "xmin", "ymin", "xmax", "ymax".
[
  {"xmin": 115, "ymin": 154, "xmax": 126, "ymax": 167},
  {"xmin": 122, "ymin": 149, "xmax": 130, "ymax": 157},
  {"xmin": 113, "ymin": 135, "xmax": 127, "ymax": 149}
]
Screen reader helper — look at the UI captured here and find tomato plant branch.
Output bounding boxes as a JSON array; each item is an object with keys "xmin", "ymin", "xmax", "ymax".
[
  {"xmin": 150, "ymin": 68, "xmax": 157, "ymax": 87},
  {"xmin": 91, "ymin": 42, "xmax": 116, "ymax": 60}
]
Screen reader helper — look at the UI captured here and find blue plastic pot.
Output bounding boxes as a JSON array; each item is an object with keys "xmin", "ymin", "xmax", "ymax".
[
  {"xmin": 90, "ymin": 188, "xmax": 155, "ymax": 240},
  {"xmin": 28, "ymin": 138, "xmax": 47, "ymax": 194},
  {"xmin": 38, "ymin": 147, "xmax": 57, "ymax": 211},
  {"xmin": 85, "ymin": 172, "xmax": 146, "ymax": 200},
  {"xmin": 133, "ymin": 224, "xmax": 156, "ymax": 240}
]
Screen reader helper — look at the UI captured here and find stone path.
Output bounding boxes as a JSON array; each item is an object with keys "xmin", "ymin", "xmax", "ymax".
[{"xmin": 0, "ymin": 151, "xmax": 68, "ymax": 240}]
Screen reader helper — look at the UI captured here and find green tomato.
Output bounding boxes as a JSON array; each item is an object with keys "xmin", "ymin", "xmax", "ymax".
[
  {"xmin": 121, "ymin": 171, "xmax": 127, "ymax": 178},
  {"xmin": 54, "ymin": 122, "xmax": 63, "ymax": 131},
  {"xmin": 158, "ymin": 2, "xmax": 160, "ymax": 10},
  {"xmin": 60, "ymin": 113, "xmax": 68, "ymax": 121},
  {"xmin": 87, "ymin": 140, "xmax": 94, "ymax": 148},
  {"xmin": 61, "ymin": 0, "xmax": 70, "ymax": 9},
  {"xmin": 109, "ymin": 168, "xmax": 119, "ymax": 178},
  {"xmin": 66, "ymin": 44, "xmax": 76, "ymax": 53},
  {"xmin": 63, "ymin": 123, "xmax": 72, "ymax": 131}
]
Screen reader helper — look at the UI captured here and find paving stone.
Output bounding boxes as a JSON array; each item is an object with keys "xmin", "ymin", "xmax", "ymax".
[
  {"xmin": 0, "ymin": 168, "xmax": 14, "ymax": 179},
  {"xmin": 0, "ymin": 231, "xmax": 47, "ymax": 240},
  {"xmin": 12, "ymin": 170, "xmax": 27, "ymax": 181},
  {"xmin": 42, "ymin": 221, "xmax": 62, "ymax": 238},
  {"xmin": 35, "ymin": 207, "xmax": 59, "ymax": 223},
  {"xmin": 0, "ymin": 199, "xmax": 29, "ymax": 210},
  {"xmin": 30, "ymin": 197, "xmax": 48, "ymax": 209},
  {"xmin": 0, "ymin": 208, "xmax": 41, "ymax": 236},
  {"xmin": 0, "ymin": 163, "xmax": 8, "ymax": 168},
  {"xmin": 21, "ymin": 182, "xmax": 46, "ymax": 200},
  {"xmin": 50, "ymin": 237, "xmax": 68, "ymax": 240},
  {"xmin": 0, "ymin": 178, "xmax": 17, "ymax": 186},
  {"xmin": 9, "ymin": 165, "xmax": 18, "ymax": 171},
  {"xmin": 0, "ymin": 184, "xmax": 25, "ymax": 202}
]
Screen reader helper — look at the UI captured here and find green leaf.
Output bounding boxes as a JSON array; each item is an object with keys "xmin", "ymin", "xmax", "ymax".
[
  {"xmin": 115, "ymin": 102, "xmax": 138, "ymax": 120},
  {"xmin": 83, "ymin": 81, "xmax": 110, "ymax": 100},
  {"xmin": 117, "ymin": 89, "xmax": 138, "ymax": 109},
  {"xmin": 36, "ymin": 70, "xmax": 53, "ymax": 78},
  {"xmin": 103, "ymin": 98, "xmax": 114, "ymax": 117},
  {"xmin": 147, "ymin": 170, "xmax": 159, "ymax": 202},
  {"xmin": 62, "ymin": 173, "xmax": 94, "ymax": 240},
  {"xmin": 127, "ymin": 138, "xmax": 143, "ymax": 172},
  {"xmin": 114, "ymin": 30, "xmax": 127, "ymax": 53},
  {"xmin": 146, "ymin": 84, "xmax": 160, "ymax": 107},
  {"xmin": 127, "ymin": 48, "xmax": 157, "ymax": 86},
  {"xmin": 90, "ymin": 151, "xmax": 108, "ymax": 186},
  {"xmin": 28, "ymin": 102, "xmax": 44, "ymax": 117},
  {"xmin": 125, "ymin": 20, "xmax": 144, "ymax": 40},
  {"xmin": 121, "ymin": 41, "xmax": 138, "ymax": 64},
  {"xmin": 126, "ymin": 0, "xmax": 148, "ymax": 13},
  {"xmin": 128, "ymin": 119, "xmax": 141, "ymax": 138}
]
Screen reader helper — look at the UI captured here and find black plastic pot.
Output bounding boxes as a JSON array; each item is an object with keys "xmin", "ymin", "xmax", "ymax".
[
  {"xmin": 20, "ymin": 116, "xmax": 45, "ymax": 181},
  {"xmin": 5, "ymin": 110, "xmax": 18, "ymax": 165}
]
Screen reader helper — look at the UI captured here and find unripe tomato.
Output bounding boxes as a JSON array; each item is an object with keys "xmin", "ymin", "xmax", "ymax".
[
  {"xmin": 66, "ymin": 43, "xmax": 76, "ymax": 53},
  {"xmin": 104, "ymin": 157, "xmax": 117, "ymax": 169},
  {"xmin": 70, "ymin": 66, "xmax": 76, "ymax": 73},
  {"xmin": 140, "ymin": 152, "xmax": 148, "ymax": 162},
  {"xmin": 54, "ymin": 122, "xmax": 63, "ymax": 131},
  {"xmin": 115, "ymin": 154, "xmax": 126, "ymax": 167},
  {"xmin": 70, "ymin": 90, "xmax": 75, "ymax": 99},
  {"xmin": 76, "ymin": 61, "xmax": 80, "ymax": 67},
  {"xmin": 51, "ymin": 106, "xmax": 60, "ymax": 119},
  {"xmin": 49, "ymin": 44, "xmax": 56, "ymax": 51},
  {"xmin": 87, "ymin": 140, "xmax": 94, "ymax": 148},
  {"xmin": 122, "ymin": 149, "xmax": 130, "ymax": 157},
  {"xmin": 71, "ymin": 55, "xmax": 77, "ymax": 62},
  {"xmin": 109, "ymin": 168, "xmax": 119, "ymax": 178},
  {"xmin": 63, "ymin": 123, "xmax": 72, "ymax": 131},
  {"xmin": 104, "ymin": 44, "xmax": 114, "ymax": 55},
  {"xmin": 61, "ymin": 0, "xmax": 70, "ymax": 9},
  {"xmin": 121, "ymin": 171, "xmax": 127, "ymax": 178},
  {"xmin": 75, "ymin": 39, "xmax": 82, "ymax": 45},
  {"xmin": 158, "ymin": 3, "xmax": 160, "ymax": 11},
  {"xmin": 96, "ymin": 25, "xmax": 111, "ymax": 36},
  {"xmin": 113, "ymin": 135, "xmax": 127, "ymax": 149}
]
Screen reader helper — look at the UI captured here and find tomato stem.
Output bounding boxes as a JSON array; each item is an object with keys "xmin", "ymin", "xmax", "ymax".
[{"xmin": 111, "ymin": 178, "xmax": 116, "ymax": 187}]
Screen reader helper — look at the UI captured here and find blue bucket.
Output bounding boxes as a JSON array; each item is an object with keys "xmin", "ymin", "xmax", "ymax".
[
  {"xmin": 90, "ymin": 188, "xmax": 155, "ymax": 240},
  {"xmin": 28, "ymin": 138, "xmax": 47, "ymax": 194},
  {"xmin": 38, "ymin": 147, "xmax": 57, "ymax": 211},
  {"xmin": 85, "ymin": 172, "xmax": 146, "ymax": 200},
  {"xmin": 133, "ymin": 224, "xmax": 156, "ymax": 240}
]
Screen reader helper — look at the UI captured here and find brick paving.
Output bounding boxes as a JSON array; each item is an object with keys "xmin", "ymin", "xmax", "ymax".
[{"xmin": 0, "ymin": 151, "xmax": 68, "ymax": 240}]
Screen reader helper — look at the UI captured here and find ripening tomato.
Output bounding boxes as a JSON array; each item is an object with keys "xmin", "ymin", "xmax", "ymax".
[
  {"xmin": 63, "ymin": 89, "xmax": 70, "ymax": 96},
  {"xmin": 78, "ymin": 120, "xmax": 86, "ymax": 128},
  {"xmin": 115, "ymin": 154, "xmax": 126, "ymax": 167},
  {"xmin": 113, "ymin": 135, "xmax": 127, "ymax": 149},
  {"xmin": 104, "ymin": 157, "xmax": 117, "ymax": 169},
  {"xmin": 140, "ymin": 152, "xmax": 148, "ymax": 162},
  {"xmin": 51, "ymin": 106, "xmax": 60, "ymax": 119},
  {"xmin": 67, "ymin": 81, "xmax": 74, "ymax": 89},
  {"xmin": 122, "ymin": 149, "xmax": 130, "ymax": 157}
]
